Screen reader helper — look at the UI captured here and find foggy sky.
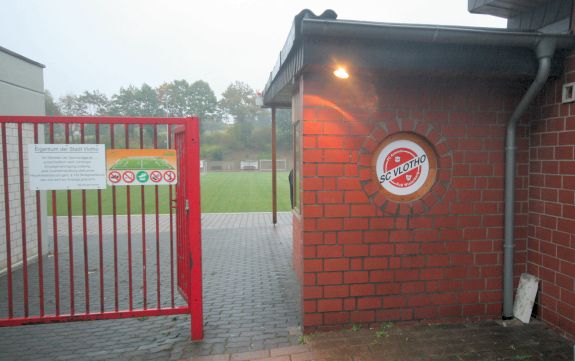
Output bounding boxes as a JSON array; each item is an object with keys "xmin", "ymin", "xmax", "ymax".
[{"xmin": 0, "ymin": 0, "xmax": 505, "ymax": 99}]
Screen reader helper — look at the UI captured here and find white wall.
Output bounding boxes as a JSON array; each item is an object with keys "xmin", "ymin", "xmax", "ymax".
[{"xmin": 0, "ymin": 47, "xmax": 46, "ymax": 272}]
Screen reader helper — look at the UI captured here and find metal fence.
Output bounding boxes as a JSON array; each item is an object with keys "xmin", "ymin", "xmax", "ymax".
[{"xmin": 0, "ymin": 116, "xmax": 203, "ymax": 340}]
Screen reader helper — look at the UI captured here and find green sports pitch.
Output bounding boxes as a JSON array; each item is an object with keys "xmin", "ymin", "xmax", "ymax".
[
  {"xmin": 110, "ymin": 157, "xmax": 174, "ymax": 170},
  {"xmin": 48, "ymin": 171, "xmax": 291, "ymax": 215}
]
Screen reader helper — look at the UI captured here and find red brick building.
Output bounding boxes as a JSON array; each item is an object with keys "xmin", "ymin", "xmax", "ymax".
[{"xmin": 263, "ymin": 4, "xmax": 575, "ymax": 340}]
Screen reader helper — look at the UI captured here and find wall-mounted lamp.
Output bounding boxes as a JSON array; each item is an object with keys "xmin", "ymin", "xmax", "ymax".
[{"xmin": 333, "ymin": 67, "xmax": 349, "ymax": 79}]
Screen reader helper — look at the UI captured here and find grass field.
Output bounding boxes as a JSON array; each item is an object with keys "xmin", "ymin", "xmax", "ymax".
[
  {"xmin": 110, "ymin": 157, "xmax": 174, "ymax": 170},
  {"xmin": 48, "ymin": 171, "xmax": 291, "ymax": 215},
  {"xmin": 200, "ymin": 171, "xmax": 290, "ymax": 213}
]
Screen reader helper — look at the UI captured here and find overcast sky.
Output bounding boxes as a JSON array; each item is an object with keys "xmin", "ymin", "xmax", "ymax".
[{"xmin": 1, "ymin": 0, "xmax": 505, "ymax": 100}]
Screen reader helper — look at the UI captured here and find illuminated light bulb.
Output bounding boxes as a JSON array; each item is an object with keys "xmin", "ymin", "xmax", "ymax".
[{"xmin": 333, "ymin": 67, "xmax": 349, "ymax": 79}]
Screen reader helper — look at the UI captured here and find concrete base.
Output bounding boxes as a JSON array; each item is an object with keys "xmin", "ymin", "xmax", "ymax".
[{"xmin": 514, "ymin": 273, "xmax": 539, "ymax": 324}]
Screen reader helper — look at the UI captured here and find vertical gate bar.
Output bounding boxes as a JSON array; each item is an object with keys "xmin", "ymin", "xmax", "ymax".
[
  {"xmin": 181, "ymin": 135, "xmax": 186, "ymax": 299},
  {"xmin": 154, "ymin": 125, "xmax": 160, "ymax": 309},
  {"xmin": 168, "ymin": 124, "xmax": 174, "ymax": 308},
  {"xmin": 50, "ymin": 123, "xmax": 60, "ymax": 315},
  {"xmin": 271, "ymin": 107, "xmax": 277, "ymax": 225},
  {"xmin": 65, "ymin": 124, "xmax": 75, "ymax": 315},
  {"xmin": 80, "ymin": 124, "xmax": 90, "ymax": 314},
  {"xmin": 33, "ymin": 124, "xmax": 45, "ymax": 316},
  {"xmin": 125, "ymin": 124, "xmax": 133, "ymax": 311},
  {"xmin": 175, "ymin": 132, "xmax": 182, "ymax": 302},
  {"xmin": 140, "ymin": 124, "xmax": 147, "ymax": 310},
  {"xmin": 2, "ymin": 123, "xmax": 14, "ymax": 318},
  {"xmin": 17, "ymin": 123, "xmax": 29, "ymax": 317},
  {"xmin": 187, "ymin": 118, "xmax": 203, "ymax": 340},
  {"xmin": 111, "ymin": 125, "xmax": 119, "ymax": 312},
  {"xmin": 96, "ymin": 124, "xmax": 104, "ymax": 313}
]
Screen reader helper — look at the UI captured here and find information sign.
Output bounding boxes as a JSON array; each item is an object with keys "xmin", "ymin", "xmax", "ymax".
[
  {"xmin": 28, "ymin": 144, "xmax": 106, "ymax": 190},
  {"xmin": 106, "ymin": 149, "xmax": 177, "ymax": 186}
]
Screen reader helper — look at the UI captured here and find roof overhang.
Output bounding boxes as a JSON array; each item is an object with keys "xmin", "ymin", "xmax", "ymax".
[
  {"xmin": 468, "ymin": 0, "xmax": 549, "ymax": 18},
  {"xmin": 262, "ymin": 16, "xmax": 575, "ymax": 108}
]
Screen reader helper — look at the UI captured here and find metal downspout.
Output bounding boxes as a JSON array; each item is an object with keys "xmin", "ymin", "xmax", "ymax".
[{"xmin": 503, "ymin": 38, "xmax": 556, "ymax": 319}]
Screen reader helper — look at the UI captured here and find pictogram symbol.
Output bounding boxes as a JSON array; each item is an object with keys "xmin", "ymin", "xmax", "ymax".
[
  {"xmin": 123, "ymin": 171, "xmax": 135, "ymax": 184},
  {"xmin": 150, "ymin": 171, "xmax": 162, "ymax": 183},
  {"xmin": 136, "ymin": 171, "xmax": 149, "ymax": 183},
  {"xmin": 108, "ymin": 171, "xmax": 121, "ymax": 184},
  {"xmin": 164, "ymin": 171, "xmax": 176, "ymax": 183}
]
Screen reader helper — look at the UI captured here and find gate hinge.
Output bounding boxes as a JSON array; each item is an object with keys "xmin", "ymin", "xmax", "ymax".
[{"xmin": 185, "ymin": 199, "xmax": 190, "ymax": 214}]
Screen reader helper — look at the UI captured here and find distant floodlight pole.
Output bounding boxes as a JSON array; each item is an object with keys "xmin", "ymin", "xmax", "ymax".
[{"xmin": 272, "ymin": 106, "xmax": 277, "ymax": 225}]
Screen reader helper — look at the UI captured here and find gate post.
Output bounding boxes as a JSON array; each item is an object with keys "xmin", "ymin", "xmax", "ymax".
[{"xmin": 186, "ymin": 117, "xmax": 203, "ymax": 340}]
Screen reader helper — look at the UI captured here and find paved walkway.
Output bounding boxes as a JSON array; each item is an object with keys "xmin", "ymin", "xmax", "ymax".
[
  {"xmin": 0, "ymin": 212, "xmax": 300, "ymax": 360},
  {"xmin": 0, "ymin": 213, "xmax": 573, "ymax": 360},
  {"xmin": 188, "ymin": 320, "xmax": 573, "ymax": 361}
]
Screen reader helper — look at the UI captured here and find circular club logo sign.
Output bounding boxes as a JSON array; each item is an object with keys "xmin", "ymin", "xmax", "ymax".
[{"xmin": 374, "ymin": 133, "xmax": 436, "ymax": 201}]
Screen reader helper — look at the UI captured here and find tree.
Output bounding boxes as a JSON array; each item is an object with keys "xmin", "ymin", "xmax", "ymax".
[
  {"xmin": 188, "ymin": 80, "xmax": 218, "ymax": 126},
  {"xmin": 157, "ymin": 79, "xmax": 218, "ymax": 133},
  {"xmin": 44, "ymin": 90, "xmax": 61, "ymax": 115},
  {"xmin": 219, "ymin": 81, "xmax": 262, "ymax": 148},
  {"xmin": 157, "ymin": 79, "xmax": 191, "ymax": 117},
  {"xmin": 219, "ymin": 81, "xmax": 258, "ymax": 124},
  {"xmin": 77, "ymin": 90, "xmax": 109, "ymax": 115},
  {"xmin": 109, "ymin": 84, "xmax": 163, "ymax": 116},
  {"xmin": 59, "ymin": 94, "xmax": 87, "ymax": 115},
  {"xmin": 275, "ymin": 108, "xmax": 292, "ymax": 151}
]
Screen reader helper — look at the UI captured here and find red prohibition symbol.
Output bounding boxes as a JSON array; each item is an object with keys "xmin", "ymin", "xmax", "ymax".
[
  {"xmin": 122, "ymin": 170, "xmax": 135, "ymax": 184},
  {"xmin": 164, "ymin": 171, "xmax": 176, "ymax": 183},
  {"xmin": 108, "ymin": 171, "xmax": 121, "ymax": 184},
  {"xmin": 150, "ymin": 170, "xmax": 162, "ymax": 183}
]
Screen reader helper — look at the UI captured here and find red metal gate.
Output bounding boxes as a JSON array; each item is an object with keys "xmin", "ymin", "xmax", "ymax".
[
  {"xmin": 0, "ymin": 116, "xmax": 203, "ymax": 340},
  {"xmin": 174, "ymin": 124, "xmax": 203, "ymax": 339}
]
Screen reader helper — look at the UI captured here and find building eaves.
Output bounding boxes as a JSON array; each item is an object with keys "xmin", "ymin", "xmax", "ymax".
[{"xmin": 262, "ymin": 15, "xmax": 575, "ymax": 107}]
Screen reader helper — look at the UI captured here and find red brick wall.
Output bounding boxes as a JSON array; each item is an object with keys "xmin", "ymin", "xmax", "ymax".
[
  {"xmin": 527, "ymin": 52, "xmax": 575, "ymax": 340},
  {"xmin": 298, "ymin": 71, "xmax": 529, "ymax": 331},
  {"xmin": 293, "ymin": 213, "xmax": 303, "ymax": 282}
]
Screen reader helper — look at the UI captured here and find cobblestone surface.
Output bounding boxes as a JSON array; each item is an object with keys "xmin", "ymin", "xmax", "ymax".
[
  {"xmin": 0, "ymin": 212, "xmax": 572, "ymax": 360},
  {"xmin": 182, "ymin": 320, "xmax": 574, "ymax": 361},
  {"xmin": 0, "ymin": 212, "xmax": 300, "ymax": 360}
]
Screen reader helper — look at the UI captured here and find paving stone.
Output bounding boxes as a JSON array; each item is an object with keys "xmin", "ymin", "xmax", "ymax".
[
  {"xmin": 1, "ymin": 213, "xmax": 573, "ymax": 361},
  {"xmin": 260, "ymin": 356, "xmax": 291, "ymax": 361},
  {"xmin": 290, "ymin": 351, "xmax": 329, "ymax": 361},
  {"xmin": 0, "ymin": 213, "xmax": 299, "ymax": 359},
  {"xmin": 189, "ymin": 355, "xmax": 230, "ymax": 361},
  {"xmin": 229, "ymin": 349, "xmax": 271, "ymax": 361}
]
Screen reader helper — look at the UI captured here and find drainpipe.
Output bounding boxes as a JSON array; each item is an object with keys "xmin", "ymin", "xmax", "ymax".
[{"xmin": 503, "ymin": 38, "xmax": 556, "ymax": 319}]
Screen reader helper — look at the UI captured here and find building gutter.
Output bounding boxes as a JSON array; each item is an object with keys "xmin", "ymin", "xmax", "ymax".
[
  {"xmin": 502, "ymin": 38, "xmax": 556, "ymax": 319},
  {"xmin": 300, "ymin": 19, "xmax": 575, "ymax": 48}
]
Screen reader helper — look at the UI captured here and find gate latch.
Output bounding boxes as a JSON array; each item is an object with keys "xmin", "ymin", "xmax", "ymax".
[{"xmin": 185, "ymin": 199, "xmax": 190, "ymax": 214}]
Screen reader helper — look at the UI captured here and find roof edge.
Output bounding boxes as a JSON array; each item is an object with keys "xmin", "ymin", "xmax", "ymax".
[
  {"xmin": 263, "ymin": 15, "xmax": 575, "ymax": 107},
  {"xmin": 0, "ymin": 45, "xmax": 46, "ymax": 68},
  {"xmin": 301, "ymin": 19, "xmax": 575, "ymax": 48}
]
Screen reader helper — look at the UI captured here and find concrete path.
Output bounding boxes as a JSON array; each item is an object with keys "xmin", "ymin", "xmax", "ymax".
[{"xmin": 0, "ymin": 212, "xmax": 301, "ymax": 360}]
